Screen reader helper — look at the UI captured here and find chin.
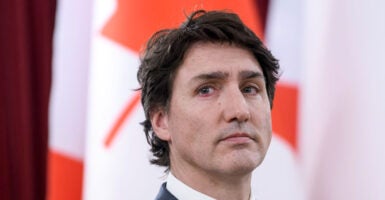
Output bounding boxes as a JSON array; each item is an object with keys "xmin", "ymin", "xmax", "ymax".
[
  {"xmin": 212, "ymin": 148, "xmax": 268, "ymax": 176},
  {"xmin": 223, "ymin": 156, "xmax": 263, "ymax": 176}
]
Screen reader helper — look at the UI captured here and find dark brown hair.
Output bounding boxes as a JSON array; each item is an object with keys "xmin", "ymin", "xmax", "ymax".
[{"xmin": 137, "ymin": 10, "xmax": 280, "ymax": 170}]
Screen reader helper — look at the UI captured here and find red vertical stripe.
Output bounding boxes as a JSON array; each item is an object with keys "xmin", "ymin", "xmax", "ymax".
[
  {"xmin": 47, "ymin": 151, "xmax": 83, "ymax": 200},
  {"xmin": 272, "ymin": 83, "xmax": 298, "ymax": 150}
]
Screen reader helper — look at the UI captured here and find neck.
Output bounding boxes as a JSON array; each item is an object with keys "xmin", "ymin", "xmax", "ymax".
[{"xmin": 170, "ymin": 165, "xmax": 252, "ymax": 200}]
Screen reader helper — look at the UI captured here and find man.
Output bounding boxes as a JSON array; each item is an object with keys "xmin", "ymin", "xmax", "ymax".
[{"xmin": 137, "ymin": 10, "xmax": 279, "ymax": 200}]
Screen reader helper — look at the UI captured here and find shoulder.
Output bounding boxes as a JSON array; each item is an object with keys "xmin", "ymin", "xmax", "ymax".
[{"xmin": 155, "ymin": 182, "xmax": 178, "ymax": 200}]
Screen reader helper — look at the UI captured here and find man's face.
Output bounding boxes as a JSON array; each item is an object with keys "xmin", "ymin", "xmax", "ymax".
[{"xmin": 152, "ymin": 42, "xmax": 272, "ymax": 179}]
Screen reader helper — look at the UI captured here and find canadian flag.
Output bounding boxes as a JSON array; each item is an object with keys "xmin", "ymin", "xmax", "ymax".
[
  {"xmin": 48, "ymin": 0, "xmax": 302, "ymax": 199},
  {"xmin": 48, "ymin": 0, "xmax": 385, "ymax": 200}
]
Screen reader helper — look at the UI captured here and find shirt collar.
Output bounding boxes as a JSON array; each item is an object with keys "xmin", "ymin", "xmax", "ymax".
[{"xmin": 166, "ymin": 173, "xmax": 255, "ymax": 200}]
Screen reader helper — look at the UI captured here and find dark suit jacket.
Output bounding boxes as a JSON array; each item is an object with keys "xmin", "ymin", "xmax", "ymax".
[{"xmin": 155, "ymin": 182, "xmax": 178, "ymax": 200}]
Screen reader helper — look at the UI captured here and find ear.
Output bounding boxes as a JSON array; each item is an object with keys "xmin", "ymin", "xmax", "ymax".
[{"xmin": 150, "ymin": 109, "xmax": 171, "ymax": 141}]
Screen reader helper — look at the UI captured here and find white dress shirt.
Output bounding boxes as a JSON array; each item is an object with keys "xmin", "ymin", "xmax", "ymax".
[{"xmin": 166, "ymin": 173, "xmax": 255, "ymax": 200}]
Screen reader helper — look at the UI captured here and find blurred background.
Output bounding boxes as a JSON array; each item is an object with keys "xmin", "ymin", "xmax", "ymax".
[{"xmin": 1, "ymin": 0, "xmax": 385, "ymax": 199}]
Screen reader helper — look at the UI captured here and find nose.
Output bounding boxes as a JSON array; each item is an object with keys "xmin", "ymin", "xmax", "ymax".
[{"xmin": 222, "ymin": 87, "xmax": 251, "ymax": 123}]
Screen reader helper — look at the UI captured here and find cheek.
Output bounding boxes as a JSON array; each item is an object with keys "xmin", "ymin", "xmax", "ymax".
[
  {"xmin": 264, "ymin": 116, "xmax": 273, "ymax": 144},
  {"xmin": 169, "ymin": 111, "xmax": 216, "ymax": 155},
  {"xmin": 168, "ymin": 106, "xmax": 204, "ymax": 142},
  {"xmin": 252, "ymin": 105, "xmax": 273, "ymax": 142},
  {"xmin": 262, "ymin": 111, "xmax": 273, "ymax": 149}
]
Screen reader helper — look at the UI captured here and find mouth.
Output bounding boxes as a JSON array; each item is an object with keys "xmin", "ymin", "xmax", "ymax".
[{"xmin": 220, "ymin": 133, "xmax": 254, "ymax": 144}]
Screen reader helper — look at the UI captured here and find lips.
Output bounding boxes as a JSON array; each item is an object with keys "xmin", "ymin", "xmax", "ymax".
[{"xmin": 221, "ymin": 133, "xmax": 254, "ymax": 143}]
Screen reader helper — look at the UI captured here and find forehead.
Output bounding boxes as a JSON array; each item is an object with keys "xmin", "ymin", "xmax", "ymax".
[{"xmin": 177, "ymin": 42, "xmax": 263, "ymax": 77}]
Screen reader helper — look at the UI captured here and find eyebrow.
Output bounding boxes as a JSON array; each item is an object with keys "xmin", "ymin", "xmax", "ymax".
[
  {"xmin": 190, "ymin": 70, "xmax": 264, "ymax": 83},
  {"xmin": 239, "ymin": 70, "xmax": 264, "ymax": 80},
  {"xmin": 191, "ymin": 71, "xmax": 229, "ymax": 82}
]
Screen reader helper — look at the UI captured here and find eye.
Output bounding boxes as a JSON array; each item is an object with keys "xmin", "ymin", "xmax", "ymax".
[
  {"xmin": 242, "ymin": 85, "xmax": 259, "ymax": 95},
  {"xmin": 197, "ymin": 85, "xmax": 215, "ymax": 97}
]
